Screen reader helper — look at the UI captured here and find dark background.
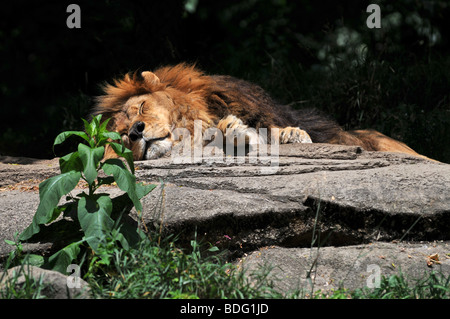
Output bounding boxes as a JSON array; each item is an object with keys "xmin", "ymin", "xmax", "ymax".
[{"xmin": 1, "ymin": 0, "xmax": 449, "ymax": 162}]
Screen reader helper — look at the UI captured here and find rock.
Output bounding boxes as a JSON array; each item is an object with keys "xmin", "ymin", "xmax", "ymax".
[
  {"xmin": 0, "ymin": 265, "xmax": 91, "ymax": 299},
  {"xmin": 237, "ymin": 241, "xmax": 450, "ymax": 295},
  {"xmin": 135, "ymin": 144, "xmax": 450, "ymax": 250},
  {"xmin": 0, "ymin": 144, "xmax": 449, "ymax": 294},
  {"xmin": 0, "ymin": 156, "xmax": 60, "ymax": 188}
]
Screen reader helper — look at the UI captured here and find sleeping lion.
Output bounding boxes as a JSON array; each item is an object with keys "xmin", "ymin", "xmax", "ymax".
[{"xmin": 92, "ymin": 63, "xmax": 429, "ymax": 161}]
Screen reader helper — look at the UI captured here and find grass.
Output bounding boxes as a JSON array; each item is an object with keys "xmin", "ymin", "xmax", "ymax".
[
  {"xmin": 352, "ymin": 271, "xmax": 450, "ymax": 299},
  {"xmin": 2, "ymin": 229, "xmax": 449, "ymax": 299},
  {"xmin": 84, "ymin": 231, "xmax": 286, "ymax": 299},
  {"xmin": 1, "ymin": 178, "xmax": 449, "ymax": 300},
  {"xmin": 311, "ymin": 271, "xmax": 450, "ymax": 299},
  {"xmin": 1, "ymin": 193, "xmax": 449, "ymax": 299},
  {"xmin": 0, "ymin": 232, "xmax": 287, "ymax": 299},
  {"xmin": 0, "ymin": 264, "xmax": 47, "ymax": 299}
]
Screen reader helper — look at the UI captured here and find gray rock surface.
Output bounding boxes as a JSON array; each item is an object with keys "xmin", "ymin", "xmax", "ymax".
[
  {"xmin": 238, "ymin": 241, "xmax": 450, "ymax": 295},
  {"xmin": 1, "ymin": 143, "xmax": 449, "ymax": 295},
  {"xmin": 0, "ymin": 265, "xmax": 91, "ymax": 299}
]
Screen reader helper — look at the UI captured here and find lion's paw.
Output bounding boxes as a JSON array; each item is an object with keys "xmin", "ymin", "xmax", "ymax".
[
  {"xmin": 219, "ymin": 115, "xmax": 245, "ymax": 131},
  {"xmin": 279, "ymin": 127, "xmax": 312, "ymax": 144},
  {"xmin": 218, "ymin": 115, "xmax": 261, "ymax": 145}
]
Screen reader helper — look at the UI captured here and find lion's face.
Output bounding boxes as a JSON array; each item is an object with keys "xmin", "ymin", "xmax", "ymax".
[
  {"xmin": 114, "ymin": 93, "xmax": 174, "ymax": 160},
  {"xmin": 97, "ymin": 66, "xmax": 217, "ymax": 161}
]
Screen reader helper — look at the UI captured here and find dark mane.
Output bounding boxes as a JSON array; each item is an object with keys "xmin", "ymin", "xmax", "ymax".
[
  {"xmin": 208, "ymin": 75, "xmax": 343, "ymax": 143},
  {"xmin": 91, "ymin": 63, "xmax": 428, "ymax": 160}
]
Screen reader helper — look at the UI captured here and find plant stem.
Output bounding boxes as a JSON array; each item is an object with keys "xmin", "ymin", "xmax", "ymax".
[{"xmin": 87, "ymin": 178, "xmax": 95, "ymax": 196}]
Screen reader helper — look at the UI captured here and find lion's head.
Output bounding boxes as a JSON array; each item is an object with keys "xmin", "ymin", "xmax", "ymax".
[
  {"xmin": 93, "ymin": 64, "xmax": 216, "ymax": 160},
  {"xmin": 114, "ymin": 93, "xmax": 174, "ymax": 160}
]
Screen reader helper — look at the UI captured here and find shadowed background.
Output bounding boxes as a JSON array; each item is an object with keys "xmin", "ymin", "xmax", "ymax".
[{"xmin": 1, "ymin": 0, "xmax": 449, "ymax": 162}]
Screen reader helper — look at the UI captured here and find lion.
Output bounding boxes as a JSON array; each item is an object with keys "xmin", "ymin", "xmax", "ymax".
[{"xmin": 92, "ymin": 63, "xmax": 430, "ymax": 161}]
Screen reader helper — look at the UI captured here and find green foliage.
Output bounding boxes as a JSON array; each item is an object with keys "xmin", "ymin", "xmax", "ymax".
[
  {"xmin": 19, "ymin": 171, "xmax": 82, "ymax": 241},
  {"xmin": 351, "ymin": 271, "xmax": 450, "ymax": 299},
  {"xmin": 0, "ymin": 264, "xmax": 47, "ymax": 299},
  {"xmin": 86, "ymin": 233, "xmax": 287, "ymax": 299},
  {"xmin": 15, "ymin": 115, "xmax": 155, "ymax": 273}
]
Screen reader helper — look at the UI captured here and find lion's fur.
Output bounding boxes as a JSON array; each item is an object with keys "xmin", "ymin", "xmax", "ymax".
[
  {"xmin": 93, "ymin": 63, "xmax": 430, "ymax": 160},
  {"xmin": 95, "ymin": 64, "xmax": 212, "ymax": 120}
]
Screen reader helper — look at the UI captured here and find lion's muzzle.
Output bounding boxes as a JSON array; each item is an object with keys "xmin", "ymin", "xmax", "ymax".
[
  {"xmin": 127, "ymin": 121, "xmax": 173, "ymax": 160},
  {"xmin": 129, "ymin": 121, "xmax": 146, "ymax": 142}
]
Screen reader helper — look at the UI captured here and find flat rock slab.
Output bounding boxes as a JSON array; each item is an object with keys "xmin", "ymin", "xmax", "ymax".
[
  {"xmin": 1, "ymin": 144, "xmax": 449, "ymax": 292},
  {"xmin": 136, "ymin": 144, "xmax": 450, "ymax": 249},
  {"xmin": 238, "ymin": 241, "xmax": 450, "ymax": 295},
  {"xmin": 0, "ymin": 156, "xmax": 60, "ymax": 188}
]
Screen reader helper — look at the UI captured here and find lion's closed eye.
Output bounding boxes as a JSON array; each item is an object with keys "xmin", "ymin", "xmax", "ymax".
[
  {"xmin": 138, "ymin": 101, "xmax": 145, "ymax": 115},
  {"xmin": 139, "ymin": 101, "xmax": 154, "ymax": 116}
]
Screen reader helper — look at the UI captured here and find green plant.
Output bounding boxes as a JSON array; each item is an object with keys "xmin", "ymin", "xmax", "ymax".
[
  {"xmin": 16, "ymin": 114, "xmax": 155, "ymax": 273},
  {"xmin": 86, "ymin": 231, "xmax": 288, "ymax": 299},
  {"xmin": 0, "ymin": 264, "xmax": 47, "ymax": 299},
  {"xmin": 351, "ymin": 271, "xmax": 450, "ymax": 299}
]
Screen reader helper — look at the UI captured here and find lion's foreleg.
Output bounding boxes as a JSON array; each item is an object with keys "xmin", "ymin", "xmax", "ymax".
[
  {"xmin": 276, "ymin": 126, "xmax": 312, "ymax": 144},
  {"xmin": 216, "ymin": 115, "xmax": 263, "ymax": 147}
]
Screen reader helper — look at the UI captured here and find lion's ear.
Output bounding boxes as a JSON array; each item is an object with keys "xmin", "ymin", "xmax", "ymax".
[{"xmin": 141, "ymin": 71, "xmax": 161, "ymax": 86}]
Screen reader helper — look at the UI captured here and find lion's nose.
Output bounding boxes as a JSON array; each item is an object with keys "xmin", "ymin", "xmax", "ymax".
[{"xmin": 129, "ymin": 121, "xmax": 145, "ymax": 142}]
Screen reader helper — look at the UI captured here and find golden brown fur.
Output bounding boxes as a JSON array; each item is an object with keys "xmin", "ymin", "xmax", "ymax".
[{"xmin": 92, "ymin": 63, "xmax": 431, "ymax": 161}]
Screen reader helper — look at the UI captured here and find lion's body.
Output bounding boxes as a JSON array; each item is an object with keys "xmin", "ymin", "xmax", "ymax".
[{"xmin": 93, "ymin": 63, "xmax": 429, "ymax": 161}]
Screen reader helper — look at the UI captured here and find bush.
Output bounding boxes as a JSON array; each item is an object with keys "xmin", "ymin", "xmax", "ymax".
[{"xmin": 8, "ymin": 115, "xmax": 155, "ymax": 273}]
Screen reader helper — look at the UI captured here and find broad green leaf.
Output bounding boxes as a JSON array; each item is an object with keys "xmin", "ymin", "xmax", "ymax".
[
  {"xmin": 99, "ymin": 117, "xmax": 111, "ymax": 132},
  {"xmin": 77, "ymin": 193, "xmax": 114, "ymax": 252},
  {"xmin": 136, "ymin": 182, "xmax": 156, "ymax": 199},
  {"xmin": 111, "ymin": 199, "xmax": 146, "ymax": 250},
  {"xmin": 93, "ymin": 113, "xmax": 103, "ymax": 122},
  {"xmin": 114, "ymin": 224, "xmax": 143, "ymax": 250},
  {"xmin": 47, "ymin": 202, "xmax": 77, "ymax": 225},
  {"xmin": 22, "ymin": 254, "xmax": 45, "ymax": 267},
  {"xmin": 82, "ymin": 118, "xmax": 93, "ymax": 138},
  {"xmin": 96, "ymin": 118, "xmax": 118, "ymax": 147},
  {"xmin": 4, "ymin": 239, "xmax": 16, "ymax": 246},
  {"xmin": 102, "ymin": 159, "xmax": 142, "ymax": 212},
  {"xmin": 91, "ymin": 115, "xmax": 101, "ymax": 139},
  {"xmin": 78, "ymin": 144, "xmax": 104, "ymax": 185},
  {"xmin": 19, "ymin": 171, "xmax": 82, "ymax": 241},
  {"xmin": 47, "ymin": 205, "xmax": 67, "ymax": 225},
  {"xmin": 102, "ymin": 131, "xmax": 121, "ymax": 141},
  {"xmin": 114, "ymin": 231, "xmax": 130, "ymax": 250},
  {"xmin": 59, "ymin": 151, "xmax": 83, "ymax": 174},
  {"xmin": 96, "ymin": 132, "xmax": 121, "ymax": 149},
  {"xmin": 53, "ymin": 131, "xmax": 90, "ymax": 148},
  {"xmin": 46, "ymin": 239, "xmax": 86, "ymax": 274},
  {"xmin": 109, "ymin": 142, "xmax": 135, "ymax": 173}
]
